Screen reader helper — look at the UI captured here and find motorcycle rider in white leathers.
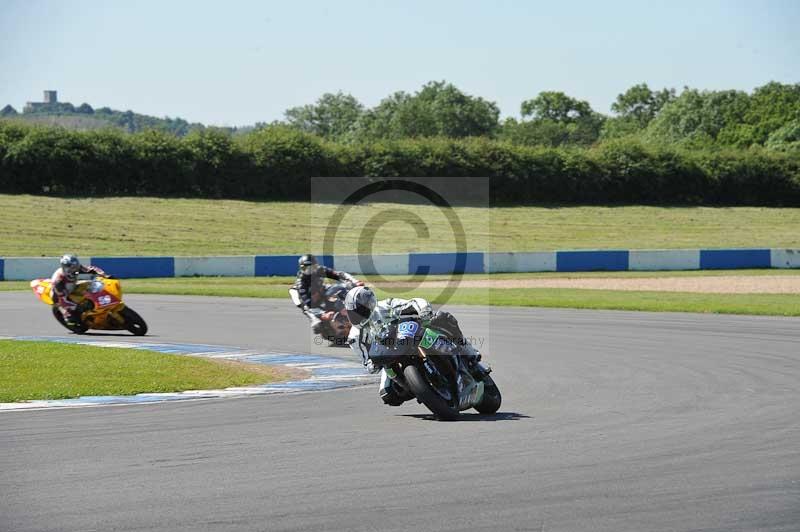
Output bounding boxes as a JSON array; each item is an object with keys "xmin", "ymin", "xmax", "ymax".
[
  {"xmin": 344, "ymin": 286, "xmax": 481, "ymax": 406},
  {"xmin": 51, "ymin": 254, "xmax": 107, "ymax": 326}
]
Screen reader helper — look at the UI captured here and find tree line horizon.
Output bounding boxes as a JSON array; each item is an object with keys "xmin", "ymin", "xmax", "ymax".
[{"xmin": 2, "ymin": 80, "xmax": 799, "ymax": 151}]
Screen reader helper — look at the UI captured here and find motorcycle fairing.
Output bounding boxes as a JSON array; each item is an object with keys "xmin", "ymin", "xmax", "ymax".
[{"xmin": 31, "ymin": 277, "xmax": 129, "ymax": 331}]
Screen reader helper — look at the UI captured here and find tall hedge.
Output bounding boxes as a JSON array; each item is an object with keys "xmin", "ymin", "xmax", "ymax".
[{"xmin": 0, "ymin": 121, "xmax": 798, "ymax": 205}]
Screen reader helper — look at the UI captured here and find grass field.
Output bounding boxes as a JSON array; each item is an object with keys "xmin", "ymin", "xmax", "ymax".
[
  {"xmin": 1, "ymin": 195, "xmax": 799, "ymax": 256},
  {"xmin": 0, "ymin": 339, "xmax": 291, "ymax": 403}
]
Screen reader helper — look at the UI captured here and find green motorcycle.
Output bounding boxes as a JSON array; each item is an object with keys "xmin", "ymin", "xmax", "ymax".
[{"xmin": 366, "ymin": 308, "xmax": 501, "ymax": 420}]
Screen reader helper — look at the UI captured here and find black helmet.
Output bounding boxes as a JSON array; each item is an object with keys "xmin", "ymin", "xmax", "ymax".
[
  {"xmin": 298, "ymin": 254, "xmax": 318, "ymax": 274},
  {"xmin": 60, "ymin": 254, "xmax": 81, "ymax": 278}
]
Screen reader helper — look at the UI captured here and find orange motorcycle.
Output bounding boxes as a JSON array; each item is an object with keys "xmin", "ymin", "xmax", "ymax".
[{"xmin": 30, "ymin": 275, "xmax": 148, "ymax": 335}]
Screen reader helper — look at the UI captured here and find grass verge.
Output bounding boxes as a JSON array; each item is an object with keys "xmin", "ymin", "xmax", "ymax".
[
  {"xmin": 0, "ymin": 339, "xmax": 292, "ymax": 403},
  {"xmin": 1, "ymin": 195, "xmax": 799, "ymax": 255},
  {"xmin": 429, "ymin": 288, "xmax": 800, "ymax": 317},
  {"xmin": 3, "ymin": 269, "xmax": 799, "ymax": 293},
  {"xmin": 2, "ymin": 273, "xmax": 798, "ymax": 316}
]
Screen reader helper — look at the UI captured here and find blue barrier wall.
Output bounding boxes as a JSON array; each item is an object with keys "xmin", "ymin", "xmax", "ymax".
[
  {"xmin": 408, "ymin": 252, "xmax": 485, "ymax": 275},
  {"xmin": 90, "ymin": 257, "xmax": 175, "ymax": 278},
  {"xmin": 556, "ymin": 250, "xmax": 629, "ymax": 272},
  {"xmin": 255, "ymin": 255, "xmax": 333, "ymax": 276},
  {"xmin": 0, "ymin": 249, "xmax": 797, "ymax": 280},
  {"xmin": 699, "ymin": 249, "xmax": 771, "ymax": 270}
]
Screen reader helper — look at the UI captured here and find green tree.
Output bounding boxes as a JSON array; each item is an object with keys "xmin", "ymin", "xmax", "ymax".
[
  {"xmin": 645, "ymin": 88, "xmax": 750, "ymax": 147},
  {"xmin": 350, "ymin": 91, "xmax": 411, "ymax": 140},
  {"xmin": 351, "ymin": 81, "xmax": 500, "ymax": 140},
  {"xmin": 57, "ymin": 102, "xmax": 76, "ymax": 114},
  {"xmin": 737, "ymin": 82, "xmax": 800, "ymax": 145},
  {"xmin": 498, "ymin": 118, "xmax": 570, "ymax": 147},
  {"xmin": 0, "ymin": 105, "xmax": 18, "ymax": 117},
  {"xmin": 610, "ymin": 83, "xmax": 675, "ymax": 128},
  {"xmin": 506, "ymin": 91, "xmax": 604, "ymax": 146},
  {"xmin": 520, "ymin": 91, "xmax": 592, "ymax": 122},
  {"xmin": 603, "ymin": 83, "xmax": 675, "ymax": 138},
  {"xmin": 284, "ymin": 92, "xmax": 364, "ymax": 140},
  {"xmin": 765, "ymin": 119, "xmax": 800, "ymax": 152}
]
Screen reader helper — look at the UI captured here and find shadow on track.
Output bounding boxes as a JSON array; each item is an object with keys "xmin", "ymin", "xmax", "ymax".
[
  {"xmin": 77, "ymin": 331, "xmax": 159, "ymax": 337},
  {"xmin": 399, "ymin": 412, "xmax": 529, "ymax": 422}
]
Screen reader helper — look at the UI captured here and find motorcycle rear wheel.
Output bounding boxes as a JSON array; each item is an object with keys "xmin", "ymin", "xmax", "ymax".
[
  {"xmin": 120, "ymin": 307, "xmax": 148, "ymax": 336},
  {"xmin": 52, "ymin": 307, "xmax": 89, "ymax": 334},
  {"xmin": 403, "ymin": 365, "xmax": 460, "ymax": 421}
]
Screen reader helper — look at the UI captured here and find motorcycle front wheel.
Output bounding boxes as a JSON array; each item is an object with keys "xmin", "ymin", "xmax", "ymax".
[
  {"xmin": 403, "ymin": 365, "xmax": 460, "ymax": 421},
  {"xmin": 120, "ymin": 306, "xmax": 148, "ymax": 336},
  {"xmin": 474, "ymin": 375, "xmax": 502, "ymax": 414}
]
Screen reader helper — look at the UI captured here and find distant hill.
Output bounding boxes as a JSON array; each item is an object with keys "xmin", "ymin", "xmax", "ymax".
[
  {"xmin": 8, "ymin": 113, "xmax": 124, "ymax": 132},
  {"xmin": 1, "ymin": 101, "xmax": 216, "ymax": 136}
]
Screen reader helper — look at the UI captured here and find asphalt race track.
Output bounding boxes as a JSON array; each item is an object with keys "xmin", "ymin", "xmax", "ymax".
[{"xmin": 1, "ymin": 292, "xmax": 799, "ymax": 531}]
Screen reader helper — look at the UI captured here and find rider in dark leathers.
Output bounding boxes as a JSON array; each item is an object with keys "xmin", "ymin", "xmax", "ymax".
[{"xmin": 290, "ymin": 254, "xmax": 361, "ymax": 333}]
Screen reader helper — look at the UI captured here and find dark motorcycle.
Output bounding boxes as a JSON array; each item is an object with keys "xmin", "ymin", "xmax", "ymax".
[
  {"xmin": 289, "ymin": 282, "xmax": 353, "ymax": 346},
  {"xmin": 366, "ymin": 310, "xmax": 501, "ymax": 420}
]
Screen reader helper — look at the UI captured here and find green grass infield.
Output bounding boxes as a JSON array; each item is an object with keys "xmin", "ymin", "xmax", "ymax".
[
  {"xmin": 1, "ymin": 195, "xmax": 799, "ymax": 256},
  {"xmin": 0, "ymin": 339, "xmax": 291, "ymax": 403}
]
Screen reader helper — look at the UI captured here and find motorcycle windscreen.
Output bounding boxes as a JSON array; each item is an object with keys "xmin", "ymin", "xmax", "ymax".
[
  {"xmin": 101, "ymin": 278, "xmax": 123, "ymax": 300},
  {"xmin": 368, "ymin": 320, "xmax": 420, "ymax": 366}
]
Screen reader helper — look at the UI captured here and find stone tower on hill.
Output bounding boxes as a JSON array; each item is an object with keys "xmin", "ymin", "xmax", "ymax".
[{"xmin": 24, "ymin": 90, "xmax": 58, "ymax": 112}]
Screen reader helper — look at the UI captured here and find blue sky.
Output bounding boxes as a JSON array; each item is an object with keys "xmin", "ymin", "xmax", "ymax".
[{"xmin": 1, "ymin": 0, "xmax": 798, "ymax": 126}]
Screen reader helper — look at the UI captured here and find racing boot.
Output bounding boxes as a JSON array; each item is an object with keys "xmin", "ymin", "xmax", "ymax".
[
  {"xmin": 58, "ymin": 302, "xmax": 80, "ymax": 327},
  {"xmin": 378, "ymin": 369, "xmax": 412, "ymax": 406},
  {"xmin": 66, "ymin": 309, "xmax": 83, "ymax": 327}
]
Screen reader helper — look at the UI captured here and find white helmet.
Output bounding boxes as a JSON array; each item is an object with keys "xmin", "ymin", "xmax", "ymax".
[
  {"xmin": 344, "ymin": 286, "xmax": 377, "ymax": 326},
  {"xmin": 60, "ymin": 254, "xmax": 81, "ymax": 279}
]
